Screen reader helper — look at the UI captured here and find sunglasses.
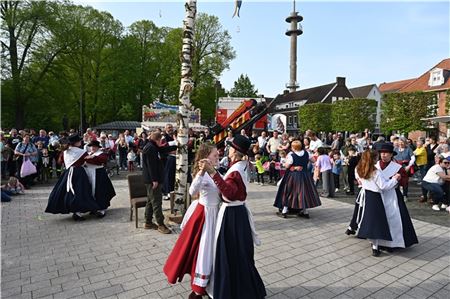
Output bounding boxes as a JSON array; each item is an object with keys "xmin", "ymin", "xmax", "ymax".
[{"xmin": 443, "ymin": 162, "xmax": 450, "ymax": 164}]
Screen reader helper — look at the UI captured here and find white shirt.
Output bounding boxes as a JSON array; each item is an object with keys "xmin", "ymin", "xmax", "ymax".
[
  {"xmin": 258, "ymin": 136, "xmax": 267, "ymax": 148},
  {"xmin": 423, "ymin": 164, "xmax": 445, "ymax": 185},
  {"xmin": 309, "ymin": 139, "xmax": 323, "ymax": 151}
]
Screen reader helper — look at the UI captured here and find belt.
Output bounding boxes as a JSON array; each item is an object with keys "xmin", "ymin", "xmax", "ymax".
[{"xmin": 289, "ymin": 166, "xmax": 303, "ymax": 171}]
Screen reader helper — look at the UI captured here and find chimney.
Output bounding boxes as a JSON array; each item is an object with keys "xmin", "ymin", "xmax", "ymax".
[
  {"xmin": 283, "ymin": 89, "xmax": 289, "ymax": 95},
  {"xmin": 336, "ymin": 77, "xmax": 346, "ymax": 86}
]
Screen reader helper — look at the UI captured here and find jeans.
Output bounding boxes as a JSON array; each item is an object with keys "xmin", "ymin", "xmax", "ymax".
[
  {"xmin": 422, "ymin": 181, "xmax": 446, "ymax": 205},
  {"xmin": 144, "ymin": 184, "xmax": 164, "ymax": 225},
  {"xmin": 1, "ymin": 190, "xmax": 13, "ymax": 202}
]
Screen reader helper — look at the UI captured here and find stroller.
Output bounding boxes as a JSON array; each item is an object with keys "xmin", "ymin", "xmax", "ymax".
[{"xmin": 105, "ymin": 149, "xmax": 119, "ymax": 177}]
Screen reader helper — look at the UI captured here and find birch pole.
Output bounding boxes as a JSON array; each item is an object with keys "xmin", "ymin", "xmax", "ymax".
[{"xmin": 174, "ymin": 0, "xmax": 197, "ymax": 213}]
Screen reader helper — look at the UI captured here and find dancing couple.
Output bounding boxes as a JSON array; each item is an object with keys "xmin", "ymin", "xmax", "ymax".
[{"xmin": 163, "ymin": 135, "xmax": 266, "ymax": 299}]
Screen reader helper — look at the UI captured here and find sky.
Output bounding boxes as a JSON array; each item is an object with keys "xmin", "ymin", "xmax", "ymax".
[{"xmin": 74, "ymin": 0, "xmax": 449, "ymax": 98}]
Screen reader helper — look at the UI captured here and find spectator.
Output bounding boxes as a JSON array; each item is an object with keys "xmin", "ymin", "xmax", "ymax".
[
  {"xmin": 14, "ymin": 134, "xmax": 38, "ymax": 189},
  {"xmin": 316, "ymin": 147, "xmax": 334, "ymax": 198},
  {"xmin": 3, "ymin": 176, "xmax": 25, "ymax": 194},
  {"xmin": 426, "ymin": 136, "xmax": 439, "ymax": 170},
  {"xmin": 33, "ymin": 129, "xmax": 49, "ymax": 147},
  {"xmin": 332, "ymin": 152, "xmax": 343, "ymax": 193},
  {"xmin": 116, "ymin": 134, "xmax": 129, "ymax": 170},
  {"xmin": 346, "ymin": 148, "xmax": 359, "ymax": 195},
  {"xmin": 257, "ymin": 131, "xmax": 268, "ymax": 156},
  {"xmin": 266, "ymin": 130, "xmax": 281, "ymax": 158},
  {"xmin": 422, "ymin": 156, "xmax": 450, "ymax": 211},
  {"xmin": 252, "ymin": 154, "xmax": 265, "ymax": 185},
  {"xmin": 127, "ymin": 148, "xmax": 136, "ymax": 172},
  {"xmin": 395, "ymin": 137, "xmax": 415, "ymax": 202},
  {"xmin": 414, "ymin": 138, "xmax": 428, "ymax": 186},
  {"xmin": 307, "ymin": 131, "xmax": 323, "ymax": 152}
]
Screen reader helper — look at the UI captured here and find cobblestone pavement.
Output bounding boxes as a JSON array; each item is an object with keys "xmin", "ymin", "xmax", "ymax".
[{"xmin": 1, "ymin": 177, "xmax": 449, "ymax": 299}]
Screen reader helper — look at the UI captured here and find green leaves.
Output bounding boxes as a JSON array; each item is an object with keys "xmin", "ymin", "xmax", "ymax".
[
  {"xmin": 298, "ymin": 103, "xmax": 331, "ymax": 132},
  {"xmin": 381, "ymin": 91, "xmax": 438, "ymax": 134},
  {"xmin": 331, "ymin": 98, "xmax": 377, "ymax": 132},
  {"xmin": 229, "ymin": 74, "xmax": 258, "ymax": 98}
]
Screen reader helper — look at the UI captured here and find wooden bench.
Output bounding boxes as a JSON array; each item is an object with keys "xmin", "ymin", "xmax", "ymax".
[{"xmin": 127, "ymin": 174, "xmax": 148, "ymax": 228}]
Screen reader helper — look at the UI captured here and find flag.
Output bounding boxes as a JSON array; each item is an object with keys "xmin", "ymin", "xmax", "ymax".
[{"xmin": 232, "ymin": 0, "xmax": 242, "ymax": 18}]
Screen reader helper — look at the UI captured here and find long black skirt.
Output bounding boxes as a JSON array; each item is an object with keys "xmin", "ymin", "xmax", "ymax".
[
  {"xmin": 45, "ymin": 167, "xmax": 100, "ymax": 214},
  {"xmin": 394, "ymin": 189, "xmax": 419, "ymax": 248},
  {"xmin": 94, "ymin": 168, "xmax": 116, "ymax": 210},
  {"xmin": 357, "ymin": 190, "xmax": 392, "ymax": 241},
  {"xmin": 214, "ymin": 205, "xmax": 266, "ymax": 299}
]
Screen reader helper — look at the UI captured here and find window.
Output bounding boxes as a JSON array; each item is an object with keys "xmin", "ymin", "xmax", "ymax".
[
  {"xmin": 293, "ymin": 116, "xmax": 297, "ymax": 127},
  {"xmin": 332, "ymin": 96, "xmax": 337, "ymax": 103},
  {"xmin": 288, "ymin": 116, "xmax": 292, "ymax": 125},
  {"xmin": 429, "ymin": 68, "xmax": 444, "ymax": 87},
  {"xmin": 286, "ymin": 104, "xmax": 289, "ymax": 108},
  {"xmin": 338, "ymin": 97, "xmax": 343, "ymax": 101}
]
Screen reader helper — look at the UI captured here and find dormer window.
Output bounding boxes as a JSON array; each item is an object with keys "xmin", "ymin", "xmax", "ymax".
[{"xmin": 429, "ymin": 68, "xmax": 444, "ymax": 87}]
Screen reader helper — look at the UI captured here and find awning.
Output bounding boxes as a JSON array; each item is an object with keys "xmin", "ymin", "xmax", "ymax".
[{"xmin": 421, "ymin": 116, "xmax": 450, "ymax": 123}]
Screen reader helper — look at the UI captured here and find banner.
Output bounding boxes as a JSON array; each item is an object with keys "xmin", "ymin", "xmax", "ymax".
[{"xmin": 267, "ymin": 114, "xmax": 286, "ymax": 133}]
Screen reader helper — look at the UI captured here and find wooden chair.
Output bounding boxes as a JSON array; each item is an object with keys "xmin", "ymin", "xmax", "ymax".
[{"xmin": 127, "ymin": 174, "xmax": 148, "ymax": 228}]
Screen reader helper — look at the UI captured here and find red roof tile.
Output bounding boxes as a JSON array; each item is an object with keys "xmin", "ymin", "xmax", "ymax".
[
  {"xmin": 400, "ymin": 58, "xmax": 450, "ymax": 92},
  {"xmin": 379, "ymin": 78, "xmax": 416, "ymax": 93}
]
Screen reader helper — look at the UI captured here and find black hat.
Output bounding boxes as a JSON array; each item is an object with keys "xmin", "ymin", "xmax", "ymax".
[
  {"xmin": 377, "ymin": 142, "xmax": 397, "ymax": 156},
  {"xmin": 227, "ymin": 135, "xmax": 251, "ymax": 154},
  {"xmin": 68, "ymin": 134, "xmax": 82, "ymax": 145},
  {"xmin": 87, "ymin": 140, "xmax": 101, "ymax": 148}
]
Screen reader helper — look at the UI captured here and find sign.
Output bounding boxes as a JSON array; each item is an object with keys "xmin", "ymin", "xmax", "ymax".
[{"xmin": 267, "ymin": 114, "xmax": 286, "ymax": 133}]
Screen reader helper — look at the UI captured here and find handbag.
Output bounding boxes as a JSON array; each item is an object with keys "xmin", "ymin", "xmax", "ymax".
[{"xmin": 20, "ymin": 157, "xmax": 37, "ymax": 177}]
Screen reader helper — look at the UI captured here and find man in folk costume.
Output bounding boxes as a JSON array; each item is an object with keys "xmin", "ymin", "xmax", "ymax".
[
  {"xmin": 375, "ymin": 143, "xmax": 418, "ymax": 250},
  {"xmin": 84, "ymin": 140, "xmax": 116, "ymax": 218},
  {"xmin": 200, "ymin": 135, "xmax": 266, "ymax": 299},
  {"xmin": 45, "ymin": 134, "xmax": 100, "ymax": 221}
]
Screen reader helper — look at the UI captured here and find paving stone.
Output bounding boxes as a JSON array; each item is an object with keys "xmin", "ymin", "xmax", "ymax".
[{"xmin": 2, "ymin": 178, "xmax": 449, "ymax": 299}]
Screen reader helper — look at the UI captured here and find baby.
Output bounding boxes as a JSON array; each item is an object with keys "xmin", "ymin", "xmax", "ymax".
[{"xmin": 4, "ymin": 177, "xmax": 25, "ymax": 195}]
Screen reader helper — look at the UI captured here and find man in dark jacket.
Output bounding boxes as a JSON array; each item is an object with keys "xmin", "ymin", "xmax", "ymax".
[{"xmin": 142, "ymin": 131, "xmax": 177, "ymax": 234}]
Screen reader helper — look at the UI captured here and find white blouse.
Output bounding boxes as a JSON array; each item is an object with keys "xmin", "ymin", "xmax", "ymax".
[
  {"xmin": 355, "ymin": 169, "xmax": 398, "ymax": 193},
  {"xmin": 189, "ymin": 172, "xmax": 221, "ymax": 207}
]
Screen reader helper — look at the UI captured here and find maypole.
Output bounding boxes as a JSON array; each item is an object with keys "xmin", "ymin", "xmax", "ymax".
[{"xmin": 174, "ymin": 0, "xmax": 197, "ymax": 213}]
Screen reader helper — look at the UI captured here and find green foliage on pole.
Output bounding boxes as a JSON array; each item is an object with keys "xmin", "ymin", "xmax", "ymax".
[
  {"xmin": 298, "ymin": 103, "xmax": 331, "ymax": 132},
  {"xmin": 381, "ymin": 91, "xmax": 438, "ymax": 134},
  {"xmin": 331, "ymin": 98, "xmax": 377, "ymax": 132}
]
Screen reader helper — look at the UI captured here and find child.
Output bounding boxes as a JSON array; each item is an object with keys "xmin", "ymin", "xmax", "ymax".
[
  {"xmin": 268, "ymin": 154, "xmax": 279, "ymax": 184},
  {"xmin": 346, "ymin": 148, "xmax": 360, "ymax": 195},
  {"xmin": 127, "ymin": 148, "xmax": 136, "ymax": 172},
  {"xmin": 40, "ymin": 148, "xmax": 51, "ymax": 183},
  {"xmin": 315, "ymin": 147, "xmax": 334, "ymax": 198},
  {"xmin": 279, "ymin": 151, "xmax": 287, "ymax": 178},
  {"xmin": 252, "ymin": 154, "xmax": 265, "ymax": 186},
  {"xmin": 4, "ymin": 177, "xmax": 25, "ymax": 195},
  {"xmin": 332, "ymin": 152, "xmax": 343, "ymax": 192}
]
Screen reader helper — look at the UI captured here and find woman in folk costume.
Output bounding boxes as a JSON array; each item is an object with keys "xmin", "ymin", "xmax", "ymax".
[
  {"xmin": 274, "ymin": 140, "xmax": 321, "ymax": 218},
  {"xmin": 375, "ymin": 143, "xmax": 418, "ymax": 250},
  {"xmin": 45, "ymin": 134, "xmax": 100, "ymax": 221},
  {"xmin": 354, "ymin": 150, "xmax": 402, "ymax": 257},
  {"xmin": 163, "ymin": 143, "xmax": 221, "ymax": 299},
  {"xmin": 84, "ymin": 140, "xmax": 116, "ymax": 218},
  {"xmin": 199, "ymin": 135, "xmax": 266, "ymax": 299}
]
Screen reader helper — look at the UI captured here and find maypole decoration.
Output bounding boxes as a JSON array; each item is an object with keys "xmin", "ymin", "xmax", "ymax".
[{"xmin": 174, "ymin": 0, "xmax": 197, "ymax": 214}]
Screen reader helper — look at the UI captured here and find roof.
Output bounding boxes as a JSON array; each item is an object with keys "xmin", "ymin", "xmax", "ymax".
[
  {"xmin": 400, "ymin": 58, "xmax": 450, "ymax": 92},
  {"xmin": 94, "ymin": 121, "xmax": 142, "ymax": 130},
  {"xmin": 349, "ymin": 84, "xmax": 376, "ymax": 98},
  {"xmin": 379, "ymin": 78, "xmax": 416, "ymax": 93},
  {"xmin": 276, "ymin": 82, "xmax": 336, "ymax": 104}
]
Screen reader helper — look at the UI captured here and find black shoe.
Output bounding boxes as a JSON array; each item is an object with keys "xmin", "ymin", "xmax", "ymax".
[
  {"xmin": 379, "ymin": 246, "xmax": 394, "ymax": 253},
  {"xmin": 298, "ymin": 212, "xmax": 310, "ymax": 219},
  {"xmin": 345, "ymin": 229, "xmax": 356, "ymax": 236},
  {"xmin": 372, "ymin": 248, "xmax": 381, "ymax": 257},
  {"xmin": 72, "ymin": 214, "xmax": 86, "ymax": 221},
  {"xmin": 276, "ymin": 212, "xmax": 288, "ymax": 218},
  {"xmin": 95, "ymin": 211, "xmax": 106, "ymax": 218},
  {"xmin": 346, "ymin": 191, "xmax": 355, "ymax": 195}
]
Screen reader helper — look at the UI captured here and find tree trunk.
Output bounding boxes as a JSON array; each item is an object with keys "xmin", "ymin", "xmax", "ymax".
[
  {"xmin": 174, "ymin": 0, "xmax": 196, "ymax": 213},
  {"xmin": 8, "ymin": 23, "xmax": 25, "ymax": 128}
]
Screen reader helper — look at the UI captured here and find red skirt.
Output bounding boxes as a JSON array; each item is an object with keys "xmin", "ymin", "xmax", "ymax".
[{"xmin": 163, "ymin": 203, "xmax": 206, "ymax": 294}]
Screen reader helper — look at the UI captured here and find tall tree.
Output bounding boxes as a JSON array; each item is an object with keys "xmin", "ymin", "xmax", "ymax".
[
  {"xmin": 1, "ymin": 0, "xmax": 60, "ymax": 128},
  {"xmin": 298, "ymin": 103, "xmax": 331, "ymax": 132},
  {"xmin": 229, "ymin": 74, "xmax": 258, "ymax": 97}
]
